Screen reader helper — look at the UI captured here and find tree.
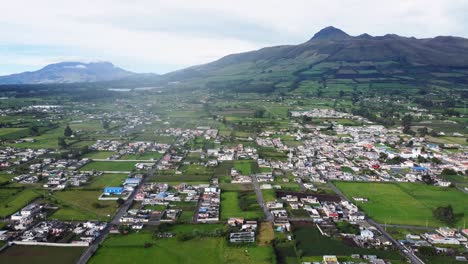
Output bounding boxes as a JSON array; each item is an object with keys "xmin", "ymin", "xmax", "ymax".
[
  {"xmin": 401, "ymin": 114, "xmax": 413, "ymax": 134},
  {"xmin": 116, "ymin": 198, "xmax": 125, "ymax": 206},
  {"xmin": 102, "ymin": 120, "xmax": 110, "ymax": 130},
  {"xmin": 339, "ymin": 90, "xmax": 345, "ymax": 98},
  {"xmin": 421, "ymin": 173, "xmax": 434, "ymax": 185},
  {"xmin": 58, "ymin": 137, "xmax": 68, "ymax": 149},
  {"xmin": 417, "ymin": 127, "xmax": 428, "ymax": 137},
  {"xmin": 30, "ymin": 126, "xmax": 40, "ymax": 136},
  {"xmin": 433, "ymin": 205, "xmax": 455, "ymax": 225},
  {"xmin": 64, "ymin": 125, "xmax": 73, "ymax": 137},
  {"xmin": 418, "ymin": 246, "xmax": 436, "ymax": 256},
  {"xmin": 254, "ymin": 109, "xmax": 265, "ymax": 118}
]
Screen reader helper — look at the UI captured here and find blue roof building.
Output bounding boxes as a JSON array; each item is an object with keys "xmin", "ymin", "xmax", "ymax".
[
  {"xmin": 104, "ymin": 187, "xmax": 124, "ymax": 194},
  {"xmin": 413, "ymin": 166, "xmax": 428, "ymax": 171},
  {"xmin": 124, "ymin": 178, "xmax": 141, "ymax": 186}
]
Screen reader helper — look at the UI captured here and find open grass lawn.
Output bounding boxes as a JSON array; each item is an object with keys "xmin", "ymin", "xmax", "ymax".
[
  {"xmin": 233, "ymin": 160, "xmax": 258, "ymax": 175},
  {"xmin": 293, "ymin": 223, "xmax": 404, "ymax": 262},
  {"xmin": 0, "ymin": 127, "xmax": 31, "ymax": 140},
  {"xmin": 0, "ymin": 188, "xmax": 41, "ymax": 217},
  {"xmin": 257, "ymin": 222, "xmax": 275, "ymax": 246},
  {"xmin": 0, "ymin": 173, "xmax": 14, "ymax": 185},
  {"xmin": 90, "ymin": 229, "xmax": 275, "ymax": 264},
  {"xmin": 180, "ymin": 164, "xmax": 214, "ymax": 175},
  {"xmin": 171, "ymin": 201, "xmax": 197, "ymax": 223},
  {"xmin": 79, "ymin": 161, "xmax": 137, "ymax": 172},
  {"xmin": 82, "ymin": 151, "xmax": 115, "ymax": 159},
  {"xmin": 150, "ymin": 173, "xmax": 212, "ymax": 183},
  {"xmin": 0, "ymin": 245, "xmax": 84, "ymax": 264},
  {"xmin": 335, "ymin": 182, "xmax": 468, "ymax": 227},
  {"xmin": 7, "ymin": 127, "xmax": 63, "ymax": 149},
  {"xmin": 49, "ymin": 190, "xmax": 116, "ymax": 221},
  {"xmin": 261, "ymin": 189, "xmax": 277, "ymax": 202},
  {"xmin": 221, "ymin": 191, "xmax": 263, "ymax": 220},
  {"xmin": 83, "ymin": 173, "xmax": 128, "ymax": 189},
  {"xmin": 258, "ymin": 147, "xmax": 288, "ymax": 161},
  {"xmin": 120, "ymin": 152, "xmax": 163, "ymax": 160},
  {"xmin": 215, "ymin": 161, "xmax": 233, "ymax": 177}
]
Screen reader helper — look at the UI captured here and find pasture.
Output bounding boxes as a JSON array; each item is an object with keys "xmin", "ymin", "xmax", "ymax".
[
  {"xmin": 90, "ymin": 228, "xmax": 275, "ymax": 264},
  {"xmin": 335, "ymin": 182, "xmax": 468, "ymax": 227},
  {"xmin": 79, "ymin": 161, "xmax": 137, "ymax": 172},
  {"xmin": 49, "ymin": 190, "xmax": 116, "ymax": 221},
  {"xmin": 221, "ymin": 191, "xmax": 263, "ymax": 220},
  {"xmin": 0, "ymin": 245, "xmax": 84, "ymax": 264},
  {"xmin": 0, "ymin": 188, "xmax": 41, "ymax": 217}
]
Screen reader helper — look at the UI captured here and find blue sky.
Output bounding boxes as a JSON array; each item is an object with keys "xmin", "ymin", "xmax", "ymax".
[{"xmin": 1, "ymin": 0, "xmax": 467, "ymax": 75}]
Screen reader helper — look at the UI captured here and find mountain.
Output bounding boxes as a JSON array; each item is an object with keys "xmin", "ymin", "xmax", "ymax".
[
  {"xmin": 0, "ymin": 62, "xmax": 136, "ymax": 84},
  {"xmin": 310, "ymin": 26, "xmax": 351, "ymax": 41},
  {"xmin": 161, "ymin": 26, "xmax": 468, "ymax": 94}
]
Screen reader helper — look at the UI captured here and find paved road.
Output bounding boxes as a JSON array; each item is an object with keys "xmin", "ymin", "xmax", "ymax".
[
  {"xmin": 327, "ymin": 181, "xmax": 425, "ymax": 264},
  {"xmin": 77, "ymin": 138, "xmax": 180, "ymax": 264},
  {"xmin": 252, "ymin": 176, "xmax": 273, "ymax": 221}
]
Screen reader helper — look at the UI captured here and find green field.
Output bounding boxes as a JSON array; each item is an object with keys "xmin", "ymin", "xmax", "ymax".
[
  {"xmin": 82, "ymin": 151, "xmax": 115, "ymax": 159},
  {"xmin": 0, "ymin": 245, "xmax": 84, "ymax": 264},
  {"xmin": 79, "ymin": 161, "xmax": 137, "ymax": 172},
  {"xmin": 84, "ymin": 173, "xmax": 128, "ymax": 189},
  {"xmin": 0, "ymin": 188, "xmax": 41, "ymax": 217},
  {"xmin": 120, "ymin": 152, "xmax": 163, "ymax": 160},
  {"xmin": 49, "ymin": 190, "xmax": 116, "ymax": 221},
  {"xmin": 0, "ymin": 127, "xmax": 31, "ymax": 140},
  {"xmin": 221, "ymin": 191, "xmax": 264, "ymax": 220},
  {"xmin": 293, "ymin": 223, "xmax": 404, "ymax": 262},
  {"xmin": 335, "ymin": 182, "xmax": 468, "ymax": 227},
  {"xmin": 90, "ymin": 228, "xmax": 275, "ymax": 264},
  {"xmin": 233, "ymin": 160, "xmax": 258, "ymax": 175}
]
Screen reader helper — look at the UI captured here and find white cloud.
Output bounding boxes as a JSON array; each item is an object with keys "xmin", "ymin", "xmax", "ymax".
[{"xmin": 0, "ymin": 0, "xmax": 467, "ymax": 74}]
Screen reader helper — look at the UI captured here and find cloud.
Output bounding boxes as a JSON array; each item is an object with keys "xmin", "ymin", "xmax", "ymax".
[{"xmin": 0, "ymin": 0, "xmax": 467, "ymax": 74}]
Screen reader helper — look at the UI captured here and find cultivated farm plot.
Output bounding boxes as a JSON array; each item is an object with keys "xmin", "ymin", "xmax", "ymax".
[
  {"xmin": 83, "ymin": 173, "xmax": 128, "ymax": 189},
  {"xmin": 119, "ymin": 152, "xmax": 163, "ymax": 160},
  {"xmin": 49, "ymin": 190, "xmax": 116, "ymax": 221},
  {"xmin": 0, "ymin": 245, "xmax": 84, "ymax": 264},
  {"xmin": 82, "ymin": 151, "xmax": 115, "ymax": 159},
  {"xmin": 0, "ymin": 188, "xmax": 41, "ymax": 217},
  {"xmin": 90, "ymin": 228, "xmax": 275, "ymax": 264},
  {"xmin": 221, "ymin": 191, "xmax": 263, "ymax": 220},
  {"xmin": 335, "ymin": 182, "xmax": 468, "ymax": 227},
  {"xmin": 79, "ymin": 161, "xmax": 137, "ymax": 172},
  {"xmin": 293, "ymin": 222, "xmax": 404, "ymax": 262}
]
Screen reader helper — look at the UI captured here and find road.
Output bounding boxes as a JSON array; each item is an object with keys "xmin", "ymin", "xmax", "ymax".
[
  {"xmin": 327, "ymin": 181, "xmax": 425, "ymax": 264},
  {"xmin": 252, "ymin": 175, "xmax": 273, "ymax": 221},
  {"xmin": 77, "ymin": 137, "xmax": 180, "ymax": 264}
]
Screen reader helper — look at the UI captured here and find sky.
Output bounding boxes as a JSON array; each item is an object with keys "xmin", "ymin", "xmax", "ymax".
[{"xmin": 1, "ymin": 0, "xmax": 467, "ymax": 75}]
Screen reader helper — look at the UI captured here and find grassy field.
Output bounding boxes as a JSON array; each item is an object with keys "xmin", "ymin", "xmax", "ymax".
[
  {"xmin": 233, "ymin": 160, "xmax": 258, "ymax": 175},
  {"xmin": 0, "ymin": 245, "xmax": 84, "ymax": 264},
  {"xmin": 79, "ymin": 161, "xmax": 137, "ymax": 172},
  {"xmin": 0, "ymin": 188, "xmax": 41, "ymax": 217},
  {"xmin": 120, "ymin": 152, "xmax": 163, "ymax": 160},
  {"xmin": 83, "ymin": 173, "xmax": 128, "ymax": 189},
  {"xmin": 221, "ymin": 191, "xmax": 264, "ymax": 220},
  {"xmin": 335, "ymin": 182, "xmax": 468, "ymax": 227},
  {"xmin": 7, "ymin": 127, "xmax": 63, "ymax": 149},
  {"xmin": 0, "ymin": 127, "xmax": 31, "ymax": 140},
  {"xmin": 90, "ymin": 229, "xmax": 275, "ymax": 264},
  {"xmin": 49, "ymin": 190, "xmax": 116, "ymax": 221},
  {"xmin": 293, "ymin": 223, "xmax": 404, "ymax": 262},
  {"xmin": 82, "ymin": 151, "xmax": 115, "ymax": 159}
]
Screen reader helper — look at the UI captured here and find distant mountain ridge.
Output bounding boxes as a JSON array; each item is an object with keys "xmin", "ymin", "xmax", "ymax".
[
  {"xmin": 157, "ymin": 26, "xmax": 468, "ymax": 93},
  {"xmin": 0, "ymin": 62, "xmax": 137, "ymax": 84},
  {"xmin": 1, "ymin": 26, "xmax": 468, "ymax": 89}
]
